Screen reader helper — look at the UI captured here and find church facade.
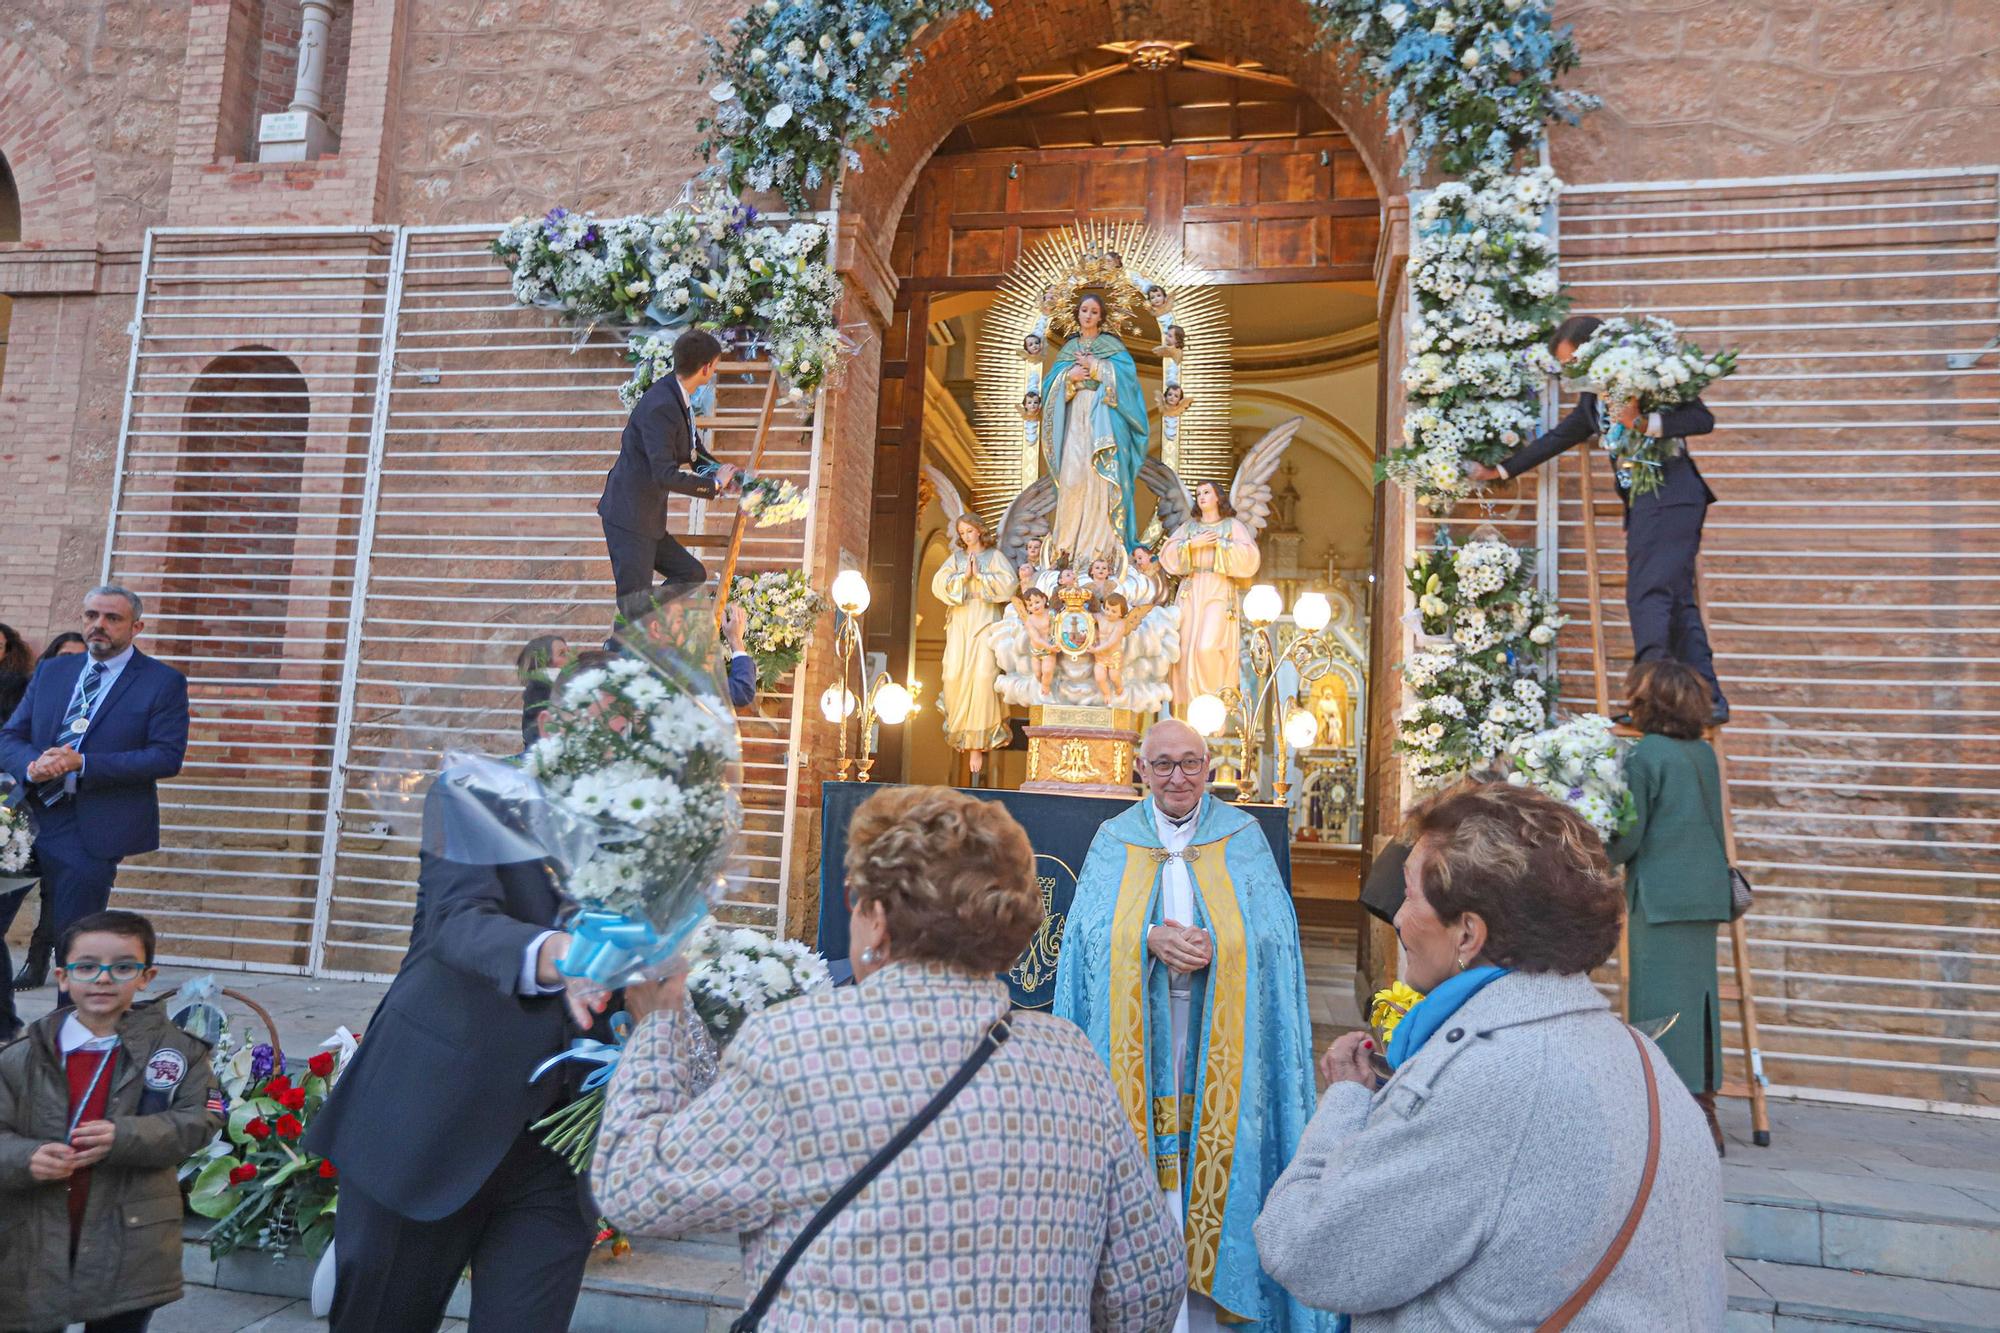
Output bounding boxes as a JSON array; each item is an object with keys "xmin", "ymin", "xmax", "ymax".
[{"xmin": 1, "ymin": 0, "xmax": 1995, "ymax": 1110}]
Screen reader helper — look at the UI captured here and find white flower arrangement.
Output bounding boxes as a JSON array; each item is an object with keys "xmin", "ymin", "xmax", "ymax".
[
  {"xmin": 0, "ymin": 803, "xmax": 31, "ymax": 875},
  {"xmin": 684, "ymin": 920, "xmax": 832, "ymax": 1048},
  {"xmin": 701, "ymin": 0, "xmax": 993, "ymax": 210},
  {"xmin": 493, "ymin": 191, "xmax": 846, "ymax": 405},
  {"xmin": 1399, "ymin": 533, "xmax": 1566, "ymax": 790},
  {"xmin": 1305, "ymin": 0, "xmax": 1596, "ymax": 180},
  {"xmin": 525, "ymin": 656, "xmax": 743, "ymax": 927},
  {"xmin": 728, "ymin": 569, "xmax": 826, "ymax": 689},
  {"xmin": 1382, "ymin": 169, "xmax": 1569, "ymax": 513},
  {"xmin": 1562, "ymin": 316, "xmax": 1738, "ymax": 497},
  {"xmin": 1504, "ymin": 713, "xmax": 1634, "ymax": 841}
]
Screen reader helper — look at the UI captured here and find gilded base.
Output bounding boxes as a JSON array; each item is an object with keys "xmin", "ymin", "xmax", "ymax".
[{"xmin": 1021, "ymin": 709, "xmax": 1141, "ymax": 796}]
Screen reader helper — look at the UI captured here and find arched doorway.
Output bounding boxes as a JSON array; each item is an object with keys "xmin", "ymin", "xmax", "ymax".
[{"xmin": 841, "ymin": 27, "xmax": 1403, "ymax": 1016}]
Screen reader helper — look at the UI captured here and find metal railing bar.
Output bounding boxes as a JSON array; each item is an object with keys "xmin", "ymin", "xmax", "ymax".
[{"xmin": 1562, "ymin": 244, "xmax": 1993, "ymax": 268}]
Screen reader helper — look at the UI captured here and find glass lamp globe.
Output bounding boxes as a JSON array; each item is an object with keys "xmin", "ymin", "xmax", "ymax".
[
  {"xmin": 1242, "ymin": 583, "xmax": 1283, "ymax": 627},
  {"xmin": 818, "ymin": 683, "xmax": 857, "ymax": 722},
  {"xmin": 1186, "ymin": 693, "xmax": 1228, "ymax": 737},
  {"xmin": 830, "ymin": 569, "xmax": 872, "ymax": 615},
  {"xmin": 872, "ymin": 682, "xmax": 914, "ymax": 726},
  {"xmin": 1293, "ymin": 591, "xmax": 1333, "ymax": 634},
  {"xmin": 1283, "ymin": 705, "xmax": 1321, "ymax": 750}
]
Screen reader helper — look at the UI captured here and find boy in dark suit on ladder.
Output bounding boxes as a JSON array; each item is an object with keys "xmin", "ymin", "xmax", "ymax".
[
  {"xmin": 596, "ymin": 327, "xmax": 739, "ymax": 625},
  {"xmin": 0, "ymin": 587, "xmax": 189, "ymax": 953},
  {"xmin": 1470, "ymin": 314, "xmax": 1730, "ymax": 723}
]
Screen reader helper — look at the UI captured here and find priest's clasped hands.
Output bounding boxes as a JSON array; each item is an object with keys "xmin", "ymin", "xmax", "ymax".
[{"xmin": 1146, "ymin": 919, "xmax": 1213, "ymax": 974}]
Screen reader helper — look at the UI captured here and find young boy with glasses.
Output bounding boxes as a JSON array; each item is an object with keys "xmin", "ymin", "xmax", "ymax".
[{"xmin": 0, "ymin": 909, "xmax": 221, "ymax": 1333}]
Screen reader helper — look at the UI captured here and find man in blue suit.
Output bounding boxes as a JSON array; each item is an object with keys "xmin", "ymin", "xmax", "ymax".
[{"xmin": 0, "ymin": 586, "xmax": 190, "ymax": 942}]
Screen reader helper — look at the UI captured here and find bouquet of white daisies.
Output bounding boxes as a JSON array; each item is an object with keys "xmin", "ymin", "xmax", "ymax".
[
  {"xmin": 684, "ymin": 921, "xmax": 833, "ymax": 1048},
  {"xmin": 519, "ymin": 602, "xmax": 745, "ymax": 984},
  {"xmin": 1503, "ymin": 713, "xmax": 1634, "ymax": 842},
  {"xmin": 1563, "ymin": 317, "xmax": 1736, "ymax": 498},
  {"xmin": 0, "ymin": 775, "xmax": 32, "ymax": 876}
]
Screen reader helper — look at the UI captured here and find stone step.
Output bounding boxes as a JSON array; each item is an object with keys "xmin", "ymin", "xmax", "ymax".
[
  {"xmin": 1725, "ymin": 1159, "xmax": 2000, "ymax": 1291},
  {"xmin": 1726, "ymin": 1258, "xmax": 2000, "ymax": 1333},
  {"xmin": 183, "ymin": 1229, "xmax": 746, "ymax": 1330}
]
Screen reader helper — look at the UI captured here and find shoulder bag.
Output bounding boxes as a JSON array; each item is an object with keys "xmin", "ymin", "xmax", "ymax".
[
  {"xmin": 728, "ymin": 1015, "xmax": 1014, "ymax": 1332},
  {"xmin": 1535, "ymin": 1024, "xmax": 1663, "ymax": 1331},
  {"xmin": 1687, "ymin": 744, "xmax": 1754, "ymax": 920}
]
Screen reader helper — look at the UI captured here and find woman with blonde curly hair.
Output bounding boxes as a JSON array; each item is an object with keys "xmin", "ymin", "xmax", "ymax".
[{"xmin": 593, "ymin": 785, "xmax": 1186, "ymax": 1330}]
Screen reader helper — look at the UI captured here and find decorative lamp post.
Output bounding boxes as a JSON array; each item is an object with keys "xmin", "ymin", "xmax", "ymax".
[
  {"xmin": 1238, "ymin": 586, "xmax": 1345, "ymax": 802},
  {"xmin": 828, "ymin": 571, "xmax": 871, "ymax": 780}
]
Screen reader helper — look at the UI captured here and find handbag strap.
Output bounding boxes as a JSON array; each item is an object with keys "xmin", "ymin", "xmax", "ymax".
[
  {"xmin": 729, "ymin": 1015, "xmax": 1014, "ymax": 1332},
  {"xmin": 1535, "ymin": 1025, "xmax": 1662, "ymax": 1331}
]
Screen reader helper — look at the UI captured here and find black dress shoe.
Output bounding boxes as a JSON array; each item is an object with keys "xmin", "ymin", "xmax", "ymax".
[{"xmin": 12, "ymin": 951, "xmax": 48, "ymax": 991}]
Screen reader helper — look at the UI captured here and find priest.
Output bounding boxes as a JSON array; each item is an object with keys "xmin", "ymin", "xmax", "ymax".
[{"xmin": 1055, "ymin": 719, "xmax": 1329, "ymax": 1332}]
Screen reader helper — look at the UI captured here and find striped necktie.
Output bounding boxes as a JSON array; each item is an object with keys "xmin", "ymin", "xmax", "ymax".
[{"xmin": 38, "ymin": 661, "xmax": 106, "ymax": 805}]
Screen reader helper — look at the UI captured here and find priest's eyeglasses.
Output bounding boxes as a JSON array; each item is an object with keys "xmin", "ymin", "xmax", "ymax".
[
  {"xmin": 60, "ymin": 960, "xmax": 148, "ymax": 982},
  {"xmin": 1145, "ymin": 757, "xmax": 1208, "ymax": 777}
]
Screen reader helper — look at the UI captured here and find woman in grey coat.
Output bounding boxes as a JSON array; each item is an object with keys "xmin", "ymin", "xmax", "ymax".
[{"xmin": 1254, "ymin": 782, "xmax": 1725, "ymax": 1329}]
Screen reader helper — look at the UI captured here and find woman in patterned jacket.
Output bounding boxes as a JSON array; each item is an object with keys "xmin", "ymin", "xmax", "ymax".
[{"xmin": 593, "ymin": 785, "xmax": 1187, "ymax": 1331}]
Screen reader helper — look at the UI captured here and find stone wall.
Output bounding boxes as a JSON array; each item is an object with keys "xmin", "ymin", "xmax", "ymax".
[{"xmin": 1552, "ymin": 0, "xmax": 2000, "ymax": 183}]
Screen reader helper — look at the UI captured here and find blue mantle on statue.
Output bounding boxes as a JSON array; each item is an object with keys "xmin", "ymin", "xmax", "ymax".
[{"xmin": 817, "ymin": 781, "xmax": 1293, "ymax": 1009}]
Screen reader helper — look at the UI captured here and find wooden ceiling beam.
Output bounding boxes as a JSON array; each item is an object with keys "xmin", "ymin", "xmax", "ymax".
[
  {"xmin": 964, "ymin": 60, "xmax": 1129, "ymax": 121},
  {"xmin": 1182, "ymin": 58, "xmax": 1299, "ymax": 89}
]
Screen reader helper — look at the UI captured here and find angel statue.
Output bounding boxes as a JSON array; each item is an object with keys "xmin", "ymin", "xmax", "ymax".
[
  {"xmin": 1145, "ymin": 418, "xmax": 1302, "ymax": 710},
  {"xmin": 1040, "ymin": 293, "xmax": 1149, "ymax": 564},
  {"xmin": 923, "ymin": 465, "xmax": 1020, "ymax": 779}
]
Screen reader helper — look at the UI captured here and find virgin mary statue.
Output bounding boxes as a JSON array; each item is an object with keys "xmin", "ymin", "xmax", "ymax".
[{"xmin": 1039, "ymin": 294, "xmax": 1150, "ymax": 566}]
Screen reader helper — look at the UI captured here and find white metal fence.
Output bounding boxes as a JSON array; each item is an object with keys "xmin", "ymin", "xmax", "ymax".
[
  {"xmin": 101, "ymin": 224, "xmax": 819, "ymax": 980},
  {"xmin": 1554, "ymin": 167, "xmax": 2000, "ymax": 1109}
]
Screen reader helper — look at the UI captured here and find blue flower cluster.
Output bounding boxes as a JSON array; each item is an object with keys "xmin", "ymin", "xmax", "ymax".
[
  {"xmin": 1307, "ymin": 0, "xmax": 1596, "ymax": 180},
  {"xmin": 700, "ymin": 0, "xmax": 992, "ymax": 210}
]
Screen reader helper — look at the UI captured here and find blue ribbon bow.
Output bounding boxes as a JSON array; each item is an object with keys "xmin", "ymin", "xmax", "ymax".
[{"xmin": 530, "ymin": 1012, "xmax": 634, "ymax": 1092}]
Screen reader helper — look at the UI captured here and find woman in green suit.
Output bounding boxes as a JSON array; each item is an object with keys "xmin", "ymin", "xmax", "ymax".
[{"xmin": 1608, "ymin": 660, "xmax": 1733, "ymax": 1153}]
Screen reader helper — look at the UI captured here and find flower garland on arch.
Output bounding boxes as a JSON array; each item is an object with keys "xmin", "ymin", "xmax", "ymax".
[
  {"xmin": 1383, "ymin": 167, "xmax": 1567, "ymax": 512},
  {"xmin": 1397, "ymin": 531, "xmax": 1565, "ymax": 790},
  {"xmin": 493, "ymin": 190, "xmax": 845, "ymax": 404},
  {"xmin": 701, "ymin": 0, "xmax": 991, "ymax": 211},
  {"xmin": 1305, "ymin": 0, "xmax": 1596, "ymax": 181}
]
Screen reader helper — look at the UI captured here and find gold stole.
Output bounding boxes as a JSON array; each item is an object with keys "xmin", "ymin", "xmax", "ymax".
[{"xmin": 1107, "ymin": 834, "xmax": 1249, "ymax": 1304}]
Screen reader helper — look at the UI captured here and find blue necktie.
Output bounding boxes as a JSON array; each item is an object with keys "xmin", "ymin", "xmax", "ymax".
[{"xmin": 38, "ymin": 661, "xmax": 105, "ymax": 805}]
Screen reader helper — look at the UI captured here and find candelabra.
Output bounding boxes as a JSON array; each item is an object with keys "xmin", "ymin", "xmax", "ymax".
[
  {"xmin": 1215, "ymin": 585, "xmax": 1340, "ymax": 803},
  {"xmin": 821, "ymin": 570, "xmax": 914, "ymax": 781}
]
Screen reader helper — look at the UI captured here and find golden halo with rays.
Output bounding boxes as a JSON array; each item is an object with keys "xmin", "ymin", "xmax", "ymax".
[{"xmin": 972, "ymin": 221, "xmax": 1233, "ymax": 524}]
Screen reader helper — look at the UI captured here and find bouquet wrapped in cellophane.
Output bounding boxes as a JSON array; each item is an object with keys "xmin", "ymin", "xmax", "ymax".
[
  {"xmin": 424, "ymin": 597, "xmax": 747, "ymax": 989},
  {"xmin": 1562, "ymin": 316, "xmax": 1736, "ymax": 497},
  {"xmin": 0, "ymin": 773, "xmax": 34, "ymax": 876}
]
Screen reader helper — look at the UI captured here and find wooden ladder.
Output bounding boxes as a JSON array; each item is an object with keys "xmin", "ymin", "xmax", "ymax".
[{"xmin": 1572, "ymin": 446, "xmax": 1773, "ymax": 1147}]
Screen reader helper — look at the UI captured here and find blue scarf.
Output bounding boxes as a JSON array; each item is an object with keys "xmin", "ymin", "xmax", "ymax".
[{"xmin": 1385, "ymin": 965, "xmax": 1510, "ymax": 1071}]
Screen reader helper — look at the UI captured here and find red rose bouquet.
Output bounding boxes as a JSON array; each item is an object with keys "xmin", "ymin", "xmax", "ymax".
[{"xmin": 183, "ymin": 1034, "xmax": 353, "ymax": 1259}]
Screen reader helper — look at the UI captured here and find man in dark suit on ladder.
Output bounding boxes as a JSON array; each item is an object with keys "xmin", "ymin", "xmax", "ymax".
[
  {"xmin": 0, "ymin": 585, "xmax": 189, "ymax": 938},
  {"xmin": 597, "ymin": 327, "xmax": 739, "ymax": 624},
  {"xmin": 1471, "ymin": 313, "xmax": 1730, "ymax": 723}
]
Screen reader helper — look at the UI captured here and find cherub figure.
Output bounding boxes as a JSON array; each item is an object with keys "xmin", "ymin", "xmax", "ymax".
[
  {"xmin": 1086, "ymin": 555, "xmax": 1117, "ymax": 605},
  {"xmin": 1104, "ymin": 250, "xmax": 1124, "ymax": 270},
  {"xmin": 1092, "ymin": 591, "xmax": 1135, "ymax": 700},
  {"xmin": 1019, "ymin": 390, "xmax": 1043, "ymax": 420},
  {"xmin": 1038, "ymin": 284, "xmax": 1062, "ymax": 313},
  {"xmin": 1159, "ymin": 383, "xmax": 1193, "ymax": 417},
  {"xmin": 1152, "ymin": 323, "xmax": 1185, "ymax": 362},
  {"xmin": 1145, "ymin": 285, "xmax": 1173, "ymax": 316},
  {"xmin": 1015, "ymin": 586, "xmax": 1057, "ymax": 692},
  {"xmin": 1022, "ymin": 332, "xmax": 1046, "ymax": 359}
]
